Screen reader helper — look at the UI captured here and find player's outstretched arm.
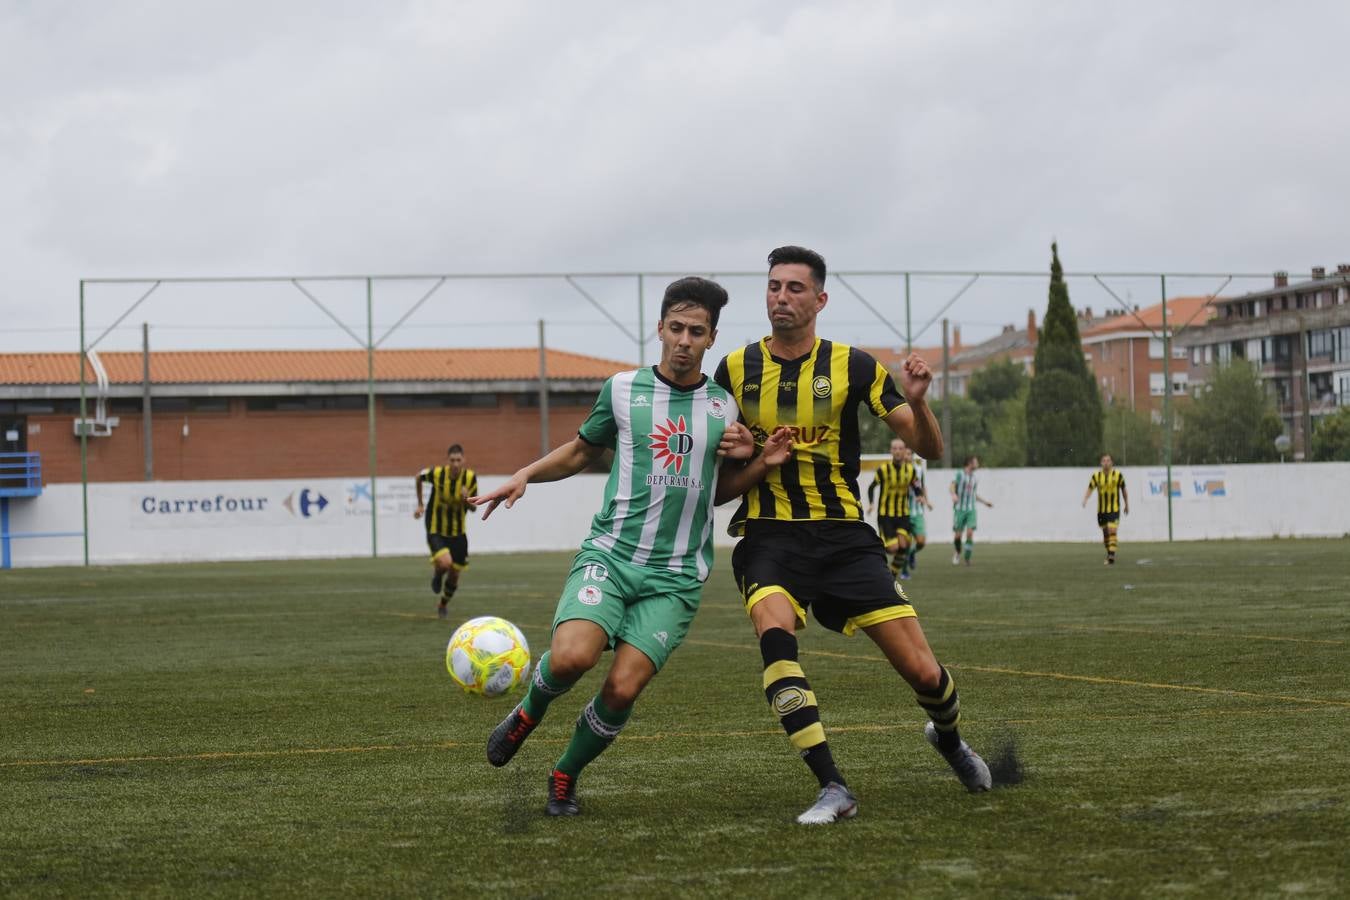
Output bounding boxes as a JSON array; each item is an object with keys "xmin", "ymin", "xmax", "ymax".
[
  {"xmin": 884, "ymin": 354, "xmax": 943, "ymax": 460},
  {"xmin": 413, "ymin": 471, "xmax": 426, "ymax": 519},
  {"xmin": 468, "ymin": 436, "xmax": 603, "ymax": 520},
  {"xmin": 1121, "ymin": 484, "xmax": 1130, "ymax": 515},
  {"xmin": 1081, "ymin": 484, "xmax": 1094, "ymax": 508},
  {"xmin": 715, "ymin": 426, "xmax": 793, "ymax": 505}
]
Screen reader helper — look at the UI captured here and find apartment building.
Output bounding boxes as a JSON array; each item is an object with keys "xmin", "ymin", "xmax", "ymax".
[{"xmin": 1176, "ymin": 266, "xmax": 1350, "ymax": 459}]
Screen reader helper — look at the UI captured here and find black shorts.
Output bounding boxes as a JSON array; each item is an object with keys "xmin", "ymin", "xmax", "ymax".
[
  {"xmin": 731, "ymin": 519, "xmax": 915, "ymax": 636},
  {"xmin": 876, "ymin": 515, "xmax": 913, "ymax": 545},
  {"xmin": 427, "ymin": 533, "xmax": 468, "ymax": 567},
  {"xmin": 1097, "ymin": 512, "xmax": 1120, "ymax": 528}
]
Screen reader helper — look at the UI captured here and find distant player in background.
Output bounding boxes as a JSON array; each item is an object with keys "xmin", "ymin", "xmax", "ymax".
[
  {"xmin": 866, "ymin": 438, "xmax": 924, "ymax": 581},
  {"xmin": 415, "ymin": 444, "xmax": 477, "ymax": 617},
  {"xmin": 1083, "ymin": 454, "xmax": 1128, "ymax": 565},
  {"xmin": 950, "ymin": 456, "xmax": 993, "ymax": 566},
  {"xmin": 906, "ymin": 451, "xmax": 934, "ymax": 574},
  {"xmin": 469, "ymin": 276, "xmax": 792, "ymax": 817}
]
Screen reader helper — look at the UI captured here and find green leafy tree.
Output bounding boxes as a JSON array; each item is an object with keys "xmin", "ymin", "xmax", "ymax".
[
  {"xmin": 1311, "ymin": 406, "xmax": 1350, "ymax": 461},
  {"xmin": 969, "ymin": 357, "xmax": 1028, "ymax": 408},
  {"xmin": 1176, "ymin": 361, "xmax": 1282, "ymax": 463},
  {"xmin": 1102, "ymin": 402, "xmax": 1161, "ymax": 466},
  {"xmin": 932, "ymin": 395, "xmax": 986, "ymax": 465},
  {"xmin": 1026, "ymin": 242, "xmax": 1103, "ymax": 465},
  {"xmin": 983, "ymin": 384, "xmax": 1029, "ymax": 467},
  {"xmin": 970, "ymin": 359, "xmax": 1029, "ymax": 467}
]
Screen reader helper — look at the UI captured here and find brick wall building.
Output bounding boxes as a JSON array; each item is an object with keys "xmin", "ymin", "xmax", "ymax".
[{"xmin": 0, "ymin": 348, "xmax": 633, "ymax": 483}]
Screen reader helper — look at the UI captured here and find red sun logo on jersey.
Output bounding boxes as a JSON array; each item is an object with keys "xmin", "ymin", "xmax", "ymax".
[{"xmin": 649, "ymin": 416, "xmax": 694, "ymax": 473}]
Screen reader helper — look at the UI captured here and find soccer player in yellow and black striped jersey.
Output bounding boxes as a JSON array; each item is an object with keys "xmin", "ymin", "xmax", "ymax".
[
  {"xmin": 416, "ymin": 444, "xmax": 478, "ymax": 616},
  {"xmin": 1082, "ymin": 453, "xmax": 1129, "ymax": 565},
  {"xmin": 866, "ymin": 437, "xmax": 924, "ymax": 580},
  {"xmin": 713, "ymin": 245, "xmax": 992, "ymax": 825}
]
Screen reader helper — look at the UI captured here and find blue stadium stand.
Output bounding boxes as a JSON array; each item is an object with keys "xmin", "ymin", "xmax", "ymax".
[{"xmin": 0, "ymin": 452, "xmax": 68, "ymax": 568}]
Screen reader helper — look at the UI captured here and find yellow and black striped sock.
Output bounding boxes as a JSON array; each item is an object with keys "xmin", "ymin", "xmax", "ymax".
[
  {"xmin": 1107, "ymin": 529, "xmax": 1118, "ymax": 558},
  {"xmin": 915, "ymin": 665, "xmax": 962, "ymax": 752},
  {"xmin": 761, "ymin": 627, "xmax": 843, "ymax": 788}
]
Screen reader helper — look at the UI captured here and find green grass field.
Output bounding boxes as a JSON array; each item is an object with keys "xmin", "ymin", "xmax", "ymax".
[{"xmin": 3, "ymin": 541, "xmax": 1349, "ymax": 898}]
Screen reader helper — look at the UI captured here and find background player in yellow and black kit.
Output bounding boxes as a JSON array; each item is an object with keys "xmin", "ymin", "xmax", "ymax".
[
  {"xmin": 1082, "ymin": 453, "xmax": 1129, "ymax": 565},
  {"xmin": 415, "ymin": 444, "xmax": 478, "ymax": 617},
  {"xmin": 714, "ymin": 245, "xmax": 992, "ymax": 826},
  {"xmin": 866, "ymin": 437, "xmax": 923, "ymax": 581}
]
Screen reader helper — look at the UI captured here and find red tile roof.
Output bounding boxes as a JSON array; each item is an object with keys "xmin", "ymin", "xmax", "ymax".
[
  {"xmin": 0, "ymin": 348, "xmax": 634, "ymax": 386},
  {"xmin": 1080, "ymin": 297, "xmax": 1215, "ymax": 338}
]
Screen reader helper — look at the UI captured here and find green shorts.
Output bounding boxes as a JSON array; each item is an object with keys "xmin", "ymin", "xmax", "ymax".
[
  {"xmin": 953, "ymin": 508, "xmax": 978, "ymax": 532},
  {"xmin": 909, "ymin": 512, "xmax": 927, "ymax": 538},
  {"xmin": 553, "ymin": 549, "xmax": 701, "ymax": 672}
]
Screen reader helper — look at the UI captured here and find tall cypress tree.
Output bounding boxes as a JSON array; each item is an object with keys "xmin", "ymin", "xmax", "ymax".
[{"xmin": 1025, "ymin": 242, "xmax": 1103, "ymax": 465}]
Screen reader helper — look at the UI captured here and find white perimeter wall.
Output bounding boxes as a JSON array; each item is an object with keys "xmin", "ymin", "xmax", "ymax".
[{"xmin": 5, "ymin": 463, "xmax": 1349, "ymax": 568}]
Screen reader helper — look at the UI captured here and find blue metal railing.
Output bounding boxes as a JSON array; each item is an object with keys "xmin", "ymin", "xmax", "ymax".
[{"xmin": 0, "ymin": 452, "xmax": 42, "ymax": 498}]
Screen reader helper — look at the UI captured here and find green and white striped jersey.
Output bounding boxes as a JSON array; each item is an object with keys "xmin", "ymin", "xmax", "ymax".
[
  {"xmin": 578, "ymin": 367, "xmax": 737, "ymax": 581},
  {"xmin": 953, "ymin": 470, "xmax": 979, "ymax": 512}
]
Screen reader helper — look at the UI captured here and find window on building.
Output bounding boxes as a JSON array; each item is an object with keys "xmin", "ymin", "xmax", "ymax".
[
  {"xmin": 1148, "ymin": 339, "xmax": 1164, "ymax": 359},
  {"xmin": 1204, "ymin": 345, "xmax": 1213, "ymax": 364},
  {"xmin": 1149, "ymin": 372, "xmax": 1166, "ymax": 396},
  {"xmin": 383, "ymin": 393, "xmax": 499, "ymax": 410},
  {"xmin": 1171, "ymin": 372, "xmax": 1190, "ymax": 395},
  {"xmin": 245, "ymin": 395, "xmax": 368, "ymax": 412},
  {"xmin": 150, "ymin": 396, "xmax": 231, "ymax": 413},
  {"xmin": 1216, "ymin": 343, "xmax": 1231, "ymax": 364},
  {"xmin": 514, "ymin": 391, "xmax": 599, "ymax": 408}
]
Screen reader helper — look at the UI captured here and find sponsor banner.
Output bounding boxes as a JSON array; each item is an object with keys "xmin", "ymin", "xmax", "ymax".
[{"xmin": 1144, "ymin": 468, "xmax": 1228, "ymax": 501}]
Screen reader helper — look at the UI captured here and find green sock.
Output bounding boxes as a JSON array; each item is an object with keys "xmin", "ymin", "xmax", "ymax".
[
  {"xmin": 556, "ymin": 694, "xmax": 632, "ymax": 777},
  {"xmin": 964, "ymin": 537, "xmax": 973, "ymax": 560},
  {"xmin": 521, "ymin": 651, "xmax": 576, "ymax": 721}
]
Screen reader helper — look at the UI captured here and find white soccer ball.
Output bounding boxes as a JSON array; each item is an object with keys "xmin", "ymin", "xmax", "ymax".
[{"xmin": 445, "ymin": 616, "xmax": 531, "ymax": 697}]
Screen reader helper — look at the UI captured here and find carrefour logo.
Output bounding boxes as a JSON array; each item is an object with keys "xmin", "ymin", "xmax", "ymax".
[
  {"xmin": 283, "ymin": 488, "xmax": 329, "ymax": 518},
  {"xmin": 140, "ymin": 494, "xmax": 270, "ymax": 515}
]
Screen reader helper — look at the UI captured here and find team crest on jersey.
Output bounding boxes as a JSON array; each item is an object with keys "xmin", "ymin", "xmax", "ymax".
[
  {"xmin": 649, "ymin": 416, "xmax": 694, "ymax": 473},
  {"xmin": 812, "ymin": 376, "xmax": 832, "ymax": 398},
  {"xmin": 578, "ymin": 585, "xmax": 603, "ymax": 606},
  {"xmin": 706, "ymin": 396, "xmax": 728, "ymax": 420}
]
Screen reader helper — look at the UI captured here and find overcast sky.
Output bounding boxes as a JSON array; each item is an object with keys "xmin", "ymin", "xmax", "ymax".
[{"xmin": 3, "ymin": 1, "xmax": 1348, "ymax": 363}]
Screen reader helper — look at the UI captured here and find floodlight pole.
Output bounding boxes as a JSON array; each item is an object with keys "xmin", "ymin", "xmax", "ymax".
[
  {"xmin": 538, "ymin": 320, "xmax": 550, "ymax": 456},
  {"xmin": 78, "ymin": 280, "xmax": 89, "ymax": 566},
  {"xmin": 367, "ymin": 278, "xmax": 378, "ymax": 558},
  {"xmin": 1161, "ymin": 274, "xmax": 1173, "ymax": 542},
  {"xmin": 904, "ymin": 273, "xmax": 912, "ymax": 353},
  {"xmin": 637, "ymin": 275, "xmax": 645, "ymax": 367},
  {"xmin": 142, "ymin": 323, "xmax": 153, "ymax": 480}
]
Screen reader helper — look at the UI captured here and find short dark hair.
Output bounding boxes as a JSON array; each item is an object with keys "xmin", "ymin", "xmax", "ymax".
[
  {"xmin": 965, "ymin": 455, "xmax": 979, "ymax": 466},
  {"xmin": 660, "ymin": 276, "xmax": 729, "ymax": 330},
  {"xmin": 447, "ymin": 444, "xmax": 464, "ymax": 456},
  {"xmin": 767, "ymin": 245, "xmax": 827, "ymax": 290}
]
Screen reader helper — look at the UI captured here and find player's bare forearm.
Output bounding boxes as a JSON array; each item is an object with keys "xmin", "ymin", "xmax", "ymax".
[
  {"xmin": 469, "ymin": 436, "xmax": 602, "ymax": 520},
  {"xmin": 519, "ymin": 437, "xmax": 603, "ymax": 484},
  {"xmin": 885, "ymin": 401, "xmax": 943, "ymax": 460},
  {"xmin": 715, "ymin": 427, "xmax": 792, "ymax": 505}
]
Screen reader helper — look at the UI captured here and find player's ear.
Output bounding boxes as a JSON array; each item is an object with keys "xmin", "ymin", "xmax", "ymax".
[
  {"xmin": 816, "ymin": 291, "xmax": 828, "ymax": 312},
  {"xmin": 707, "ymin": 327, "xmax": 717, "ymax": 348}
]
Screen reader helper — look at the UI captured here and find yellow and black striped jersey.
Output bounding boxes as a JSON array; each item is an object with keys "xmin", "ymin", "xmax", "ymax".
[
  {"xmin": 421, "ymin": 466, "xmax": 478, "ymax": 537},
  {"xmin": 869, "ymin": 460, "xmax": 919, "ymax": 517},
  {"xmin": 1089, "ymin": 469, "xmax": 1125, "ymax": 515},
  {"xmin": 713, "ymin": 337, "xmax": 906, "ymax": 532}
]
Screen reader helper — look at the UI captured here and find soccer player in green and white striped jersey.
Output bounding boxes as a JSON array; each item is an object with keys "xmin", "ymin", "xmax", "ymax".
[
  {"xmin": 469, "ymin": 276, "xmax": 793, "ymax": 817},
  {"xmin": 950, "ymin": 455, "xmax": 993, "ymax": 566}
]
